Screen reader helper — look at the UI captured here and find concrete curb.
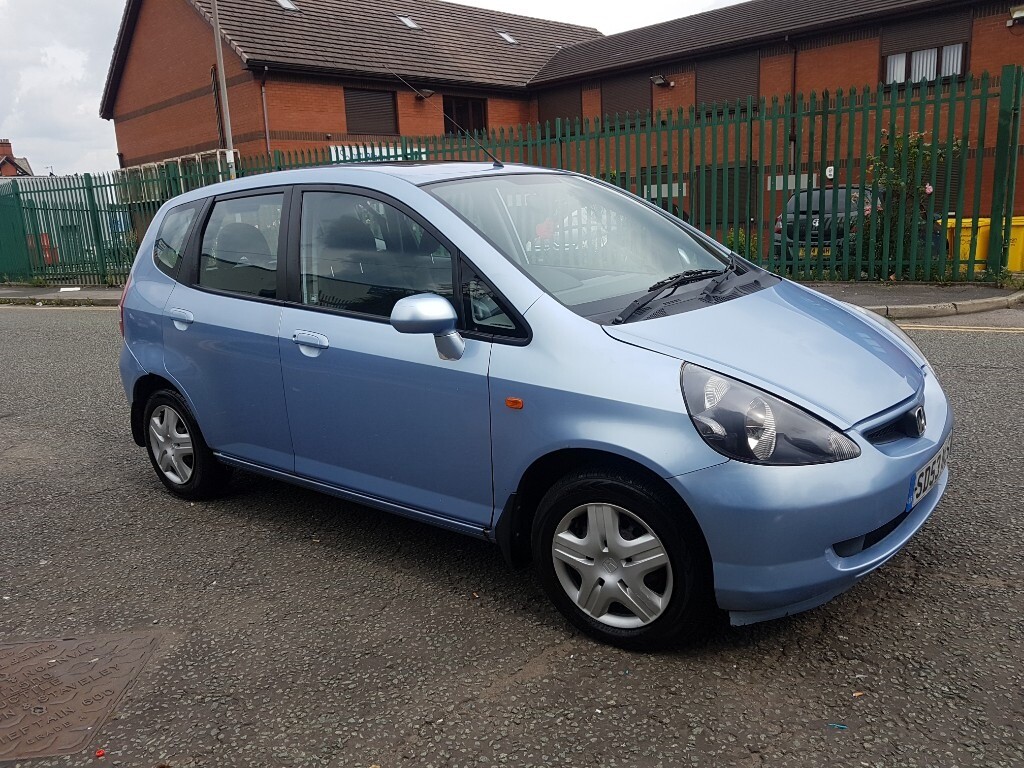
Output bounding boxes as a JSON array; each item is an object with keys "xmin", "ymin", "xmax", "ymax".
[
  {"xmin": 864, "ymin": 289, "xmax": 1024, "ymax": 319},
  {"xmin": 0, "ymin": 297, "xmax": 120, "ymax": 307}
]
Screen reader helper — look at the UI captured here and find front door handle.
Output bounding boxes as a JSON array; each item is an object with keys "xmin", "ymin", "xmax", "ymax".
[
  {"xmin": 168, "ymin": 307, "xmax": 194, "ymax": 330},
  {"xmin": 292, "ymin": 330, "xmax": 330, "ymax": 356}
]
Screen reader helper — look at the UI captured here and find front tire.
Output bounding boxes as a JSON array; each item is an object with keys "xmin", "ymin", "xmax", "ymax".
[
  {"xmin": 532, "ymin": 469, "xmax": 711, "ymax": 650},
  {"xmin": 143, "ymin": 389, "xmax": 231, "ymax": 499}
]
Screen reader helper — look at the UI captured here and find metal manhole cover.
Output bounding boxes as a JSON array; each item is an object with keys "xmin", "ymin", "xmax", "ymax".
[{"xmin": 0, "ymin": 633, "xmax": 160, "ymax": 762}]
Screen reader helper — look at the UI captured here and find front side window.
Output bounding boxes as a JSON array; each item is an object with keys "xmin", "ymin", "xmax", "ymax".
[
  {"xmin": 299, "ymin": 191, "xmax": 453, "ymax": 317},
  {"xmin": 198, "ymin": 193, "xmax": 283, "ymax": 298},
  {"xmin": 427, "ymin": 173, "xmax": 728, "ymax": 316},
  {"xmin": 460, "ymin": 259, "xmax": 524, "ymax": 338},
  {"xmin": 153, "ymin": 203, "xmax": 198, "ymax": 277}
]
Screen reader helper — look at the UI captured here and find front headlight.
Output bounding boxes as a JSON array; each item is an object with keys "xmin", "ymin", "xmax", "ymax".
[
  {"xmin": 844, "ymin": 303, "xmax": 928, "ymax": 364},
  {"xmin": 682, "ymin": 364, "xmax": 861, "ymax": 466}
]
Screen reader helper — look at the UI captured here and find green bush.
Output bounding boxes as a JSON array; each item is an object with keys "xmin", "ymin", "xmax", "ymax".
[
  {"xmin": 866, "ymin": 130, "xmax": 962, "ymax": 280},
  {"xmin": 725, "ymin": 227, "xmax": 759, "ymax": 260}
]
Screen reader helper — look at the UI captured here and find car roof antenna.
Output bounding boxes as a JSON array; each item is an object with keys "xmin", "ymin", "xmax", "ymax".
[{"xmin": 385, "ymin": 65, "xmax": 504, "ymax": 169}]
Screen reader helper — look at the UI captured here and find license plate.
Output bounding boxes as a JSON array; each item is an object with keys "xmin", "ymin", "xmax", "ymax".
[
  {"xmin": 799, "ymin": 247, "xmax": 831, "ymax": 258},
  {"xmin": 907, "ymin": 434, "xmax": 952, "ymax": 512}
]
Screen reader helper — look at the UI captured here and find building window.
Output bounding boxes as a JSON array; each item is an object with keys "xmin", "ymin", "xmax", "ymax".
[
  {"xmin": 443, "ymin": 96, "xmax": 486, "ymax": 135},
  {"xmin": 345, "ymin": 89, "xmax": 398, "ymax": 135},
  {"xmin": 885, "ymin": 43, "xmax": 963, "ymax": 84}
]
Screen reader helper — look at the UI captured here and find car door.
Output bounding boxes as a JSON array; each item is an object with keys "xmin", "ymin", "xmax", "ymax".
[
  {"xmin": 277, "ymin": 188, "xmax": 494, "ymax": 529},
  {"xmin": 162, "ymin": 188, "xmax": 294, "ymax": 471}
]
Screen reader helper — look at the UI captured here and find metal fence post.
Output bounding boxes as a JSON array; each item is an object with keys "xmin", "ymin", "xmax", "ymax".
[
  {"xmin": 83, "ymin": 173, "xmax": 108, "ymax": 285},
  {"xmin": 2, "ymin": 179, "xmax": 34, "ymax": 280},
  {"xmin": 987, "ymin": 65, "xmax": 1022, "ymax": 275}
]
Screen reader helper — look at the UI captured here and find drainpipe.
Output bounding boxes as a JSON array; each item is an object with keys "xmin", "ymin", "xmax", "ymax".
[
  {"xmin": 261, "ymin": 66, "xmax": 271, "ymax": 154},
  {"xmin": 786, "ymin": 35, "xmax": 798, "ymax": 166}
]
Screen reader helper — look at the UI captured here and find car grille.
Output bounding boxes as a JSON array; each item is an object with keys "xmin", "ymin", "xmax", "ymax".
[{"xmin": 864, "ymin": 405, "xmax": 924, "ymax": 444}]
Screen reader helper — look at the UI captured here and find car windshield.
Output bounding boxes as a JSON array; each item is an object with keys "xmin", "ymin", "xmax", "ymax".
[{"xmin": 426, "ymin": 173, "xmax": 727, "ymax": 312}]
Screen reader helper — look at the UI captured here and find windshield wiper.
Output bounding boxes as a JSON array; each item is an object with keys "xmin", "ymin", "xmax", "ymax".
[
  {"xmin": 612, "ymin": 269, "xmax": 724, "ymax": 325},
  {"xmin": 700, "ymin": 252, "xmax": 741, "ymax": 299}
]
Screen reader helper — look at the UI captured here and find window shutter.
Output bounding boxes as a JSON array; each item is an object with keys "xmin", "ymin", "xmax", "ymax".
[
  {"xmin": 880, "ymin": 11, "xmax": 971, "ymax": 56},
  {"xmin": 537, "ymin": 85, "xmax": 582, "ymax": 127},
  {"xmin": 345, "ymin": 89, "xmax": 398, "ymax": 135},
  {"xmin": 695, "ymin": 51, "xmax": 759, "ymax": 111},
  {"xmin": 600, "ymin": 72, "xmax": 652, "ymax": 121}
]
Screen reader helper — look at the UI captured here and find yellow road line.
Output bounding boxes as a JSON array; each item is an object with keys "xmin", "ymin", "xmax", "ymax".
[{"xmin": 900, "ymin": 324, "xmax": 1024, "ymax": 333}]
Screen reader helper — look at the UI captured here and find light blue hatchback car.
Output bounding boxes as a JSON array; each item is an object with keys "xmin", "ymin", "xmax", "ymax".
[{"xmin": 119, "ymin": 162, "xmax": 952, "ymax": 649}]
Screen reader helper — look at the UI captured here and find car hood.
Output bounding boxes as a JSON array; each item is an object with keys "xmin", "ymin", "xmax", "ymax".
[{"xmin": 603, "ymin": 280, "xmax": 924, "ymax": 428}]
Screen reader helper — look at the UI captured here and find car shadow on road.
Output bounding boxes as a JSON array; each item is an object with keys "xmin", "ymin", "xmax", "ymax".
[{"xmin": 210, "ymin": 468, "xmax": 859, "ymax": 657}]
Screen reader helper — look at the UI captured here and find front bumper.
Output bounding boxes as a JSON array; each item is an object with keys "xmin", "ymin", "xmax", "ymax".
[{"xmin": 669, "ymin": 368, "xmax": 952, "ymax": 625}]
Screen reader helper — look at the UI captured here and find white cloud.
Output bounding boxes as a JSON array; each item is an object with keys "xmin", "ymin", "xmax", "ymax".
[{"xmin": 0, "ymin": 0, "xmax": 123, "ymax": 174}]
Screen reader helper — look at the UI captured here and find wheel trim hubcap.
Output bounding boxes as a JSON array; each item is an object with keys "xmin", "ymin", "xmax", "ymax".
[
  {"xmin": 551, "ymin": 502, "xmax": 673, "ymax": 629},
  {"xmin": 148, "ymin": 405, "xmax": 194, "ymax": 485}
]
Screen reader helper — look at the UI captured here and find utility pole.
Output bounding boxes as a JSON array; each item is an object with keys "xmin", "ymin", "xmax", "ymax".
[{"xmin": 211, "ymin": 0, "xmax": 237, "ymax": 179}]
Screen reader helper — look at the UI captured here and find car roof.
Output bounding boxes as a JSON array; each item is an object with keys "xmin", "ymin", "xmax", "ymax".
[{"xmin": 166, "ymin": 162, "xmax": 560, "ymax": 207}]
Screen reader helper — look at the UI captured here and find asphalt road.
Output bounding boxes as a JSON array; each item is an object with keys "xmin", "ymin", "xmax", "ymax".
[{"xmin": 1, "ymin": 304, "xmax": 1022, "ymax": 768}]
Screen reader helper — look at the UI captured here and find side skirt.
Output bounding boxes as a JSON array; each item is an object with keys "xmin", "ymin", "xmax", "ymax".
[{"xmin": 214, "ymin": 453, "xmax": 494, "ymax": 541}]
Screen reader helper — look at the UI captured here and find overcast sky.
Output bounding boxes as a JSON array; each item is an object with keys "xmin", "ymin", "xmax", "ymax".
[{"xmin": 0, "ymin": 0, "xmax": 744, "ymax": 175}]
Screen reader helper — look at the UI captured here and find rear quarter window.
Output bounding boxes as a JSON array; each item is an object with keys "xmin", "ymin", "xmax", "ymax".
[{"xmin": 153, "ymin": 202, "xmax": 200, "ymax": 278}]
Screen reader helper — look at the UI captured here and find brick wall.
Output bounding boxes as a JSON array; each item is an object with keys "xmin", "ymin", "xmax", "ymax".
[
  {"xmin": 970, "ymin": 10, "xmax": 1024, "ymax": 78},
  {"xmin": 396, "ymin": 90, "xmax": 445, "ymax": 136},
  {"xmin": 488, "ymin": 96, "xmax": 532, "ymax": 129},
  {"xmin": 759, "ymin": 52, "xmax": 794, "ymax": 104},
  {"xmin": 797, "ymin": 37, "xmax": 881, "ymax": 95},
  {"xmin": 112, "ymin": 0, "xmax": 263, "ymax": 166},
  {"xmin": 265, "ymin": 76, "xmax": 347, "ymax": 141},
  {"xmin": 652, "ymin": 70, "xmax": 696, "ymax": 113},
  {"xmin": 582, "ymin": 84, "xmax": 601, "ymax": 119}
]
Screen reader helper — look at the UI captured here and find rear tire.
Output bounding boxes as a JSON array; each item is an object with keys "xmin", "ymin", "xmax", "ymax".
[
  {"xmin": 142, "ymin": 389, "xmax": 232, "ymax": 499},
  {"xmin": 532, "ymin": 469, "xmax": 712, "ymax": 650}
]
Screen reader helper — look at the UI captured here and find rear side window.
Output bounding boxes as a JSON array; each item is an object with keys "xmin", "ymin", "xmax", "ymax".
[
  {"xmin": 199, "ymin": 194, "xmax": 284, "ymax": 298},
  {"xmin": 153, "ymin": 203, "xmax": 198, "ymax": 278}
]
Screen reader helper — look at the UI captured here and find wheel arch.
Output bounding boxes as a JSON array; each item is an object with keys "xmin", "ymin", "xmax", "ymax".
[
  {"xmin": 130, "ymin": 373, "xmax": 181, "ymax": 446},
  {"xmin": 494, "ymin": 448, "xmax": 711, "ymax": 573}
]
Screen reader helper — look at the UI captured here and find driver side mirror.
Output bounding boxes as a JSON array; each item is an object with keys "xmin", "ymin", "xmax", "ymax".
[{"xmin": 390, "ymin": 294, "xmax": 465, "ymax": 361}]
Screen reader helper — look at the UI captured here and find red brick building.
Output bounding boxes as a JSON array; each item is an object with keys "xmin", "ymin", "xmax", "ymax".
[
  {"xmin": 0, "ymin": 140, "xmax": 34, "ymax": 177},
  {"xmin": 101, "ymin": 0, "xmax": 1024, "ymax": 168},
  {"xmin": 99, "ymin": 0, "xmax": 599, "ymax": 166},
  {"xmin": 531, "ymin": 0, "xmax": 1022, "ymax": 128}
]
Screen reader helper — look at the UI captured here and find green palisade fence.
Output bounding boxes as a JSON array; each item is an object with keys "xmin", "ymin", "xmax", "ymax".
[{"xmin": 1, "ymin": 67, "xmax": 1022, "ymax": 285}]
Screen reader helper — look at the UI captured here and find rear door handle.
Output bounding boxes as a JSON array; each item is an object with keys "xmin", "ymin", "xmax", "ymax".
[
  {"xmin": 292, "ymin": 330, "xmax": 330, "ymax": 354},
  {"xmin": 168, "ymin": 307, "xmax": 194, "ymax": 330}
]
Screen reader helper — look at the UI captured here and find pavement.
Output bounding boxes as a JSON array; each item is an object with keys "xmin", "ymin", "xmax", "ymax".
[
  {"xmin": 1, "ymin": 304, "xmax": 1023, "ymax": 767},
  {"xmin": 2, "ymin": 281, "xmax": 1022, "ymax": 319}
]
